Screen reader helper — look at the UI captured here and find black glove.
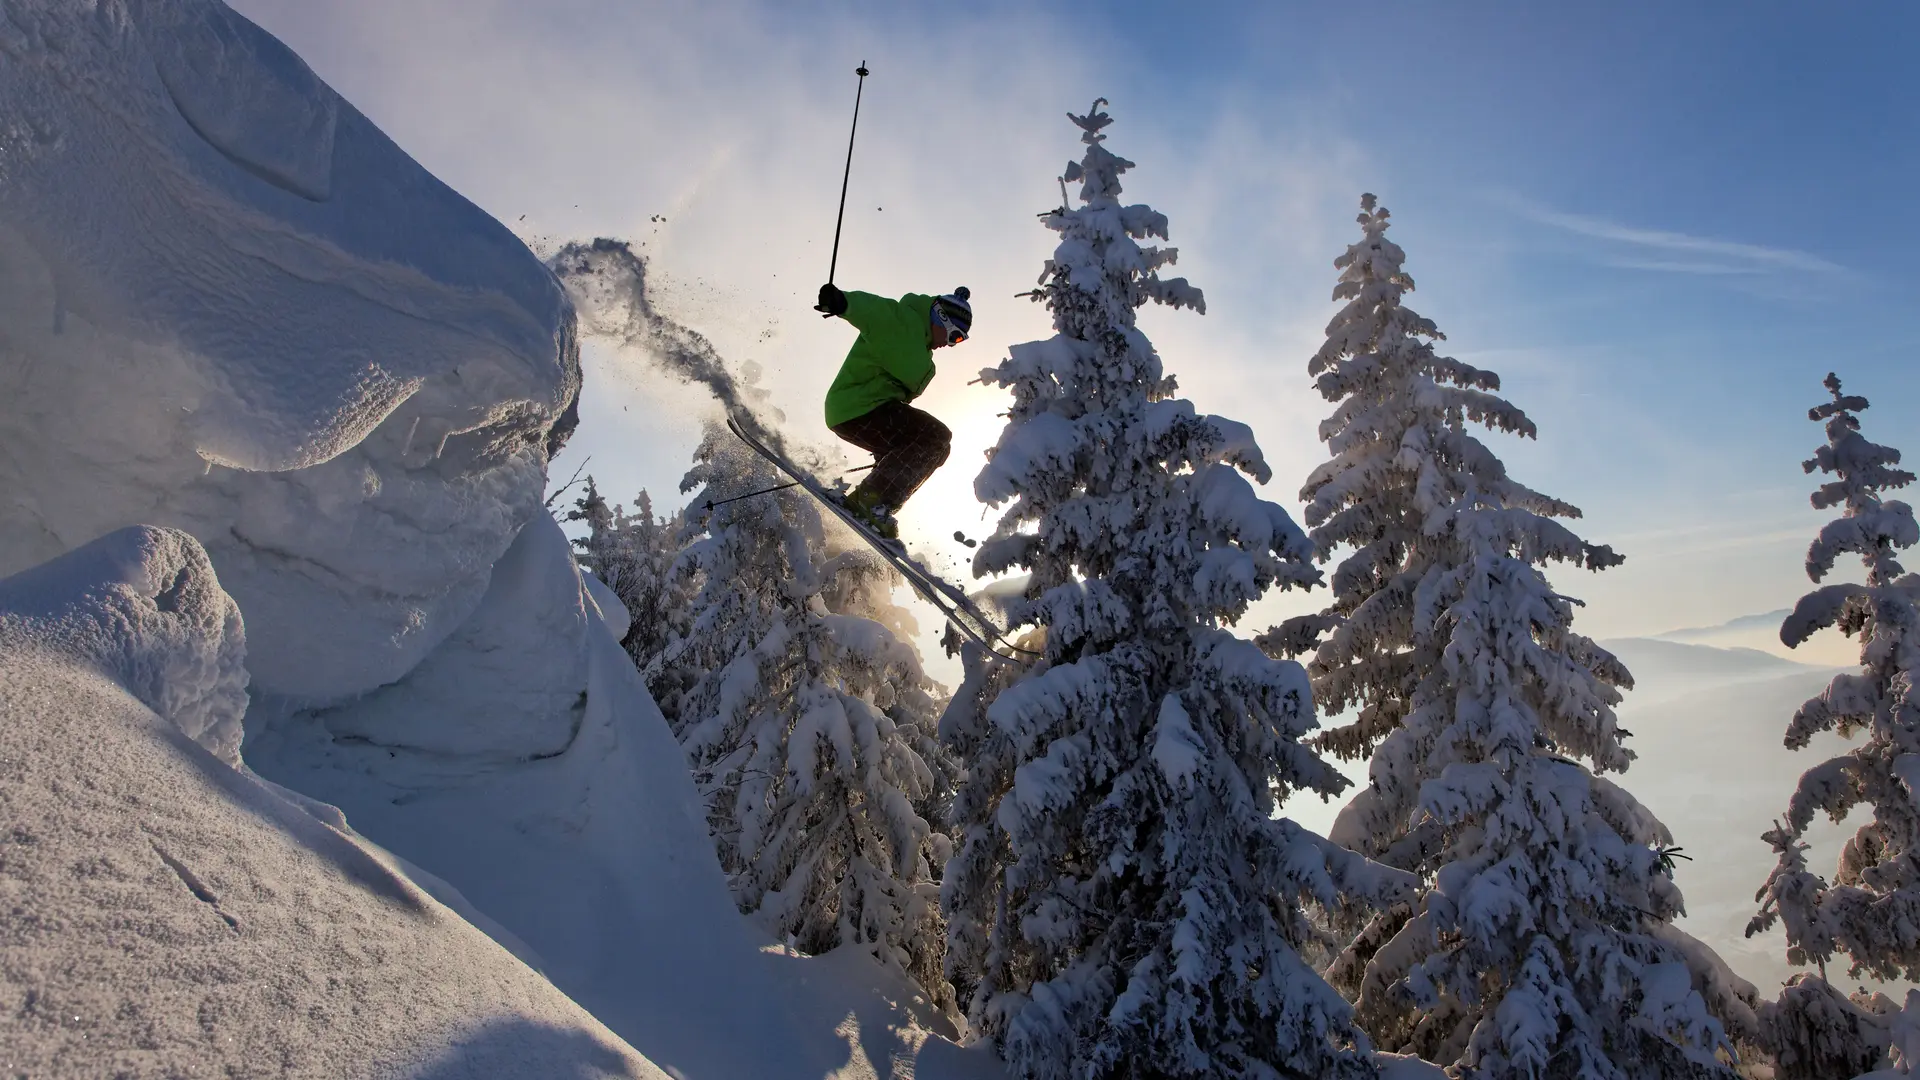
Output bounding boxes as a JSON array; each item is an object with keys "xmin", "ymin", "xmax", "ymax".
[{"xmin": 815, "ymin": 283, "xmax": 848, "ymax": 318}]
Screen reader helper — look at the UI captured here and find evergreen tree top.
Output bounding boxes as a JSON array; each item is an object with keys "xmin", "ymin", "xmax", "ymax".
[
  {"xmin": 1321, "ymin": 193, "xmax": 1429, "ymax": 347},
  {"xmin": 1800, "ymin": 371, "xmax": 1916, "ymax": 586},
  {"xmin": 1061, "ymin": 98, "xmax": 1128, "ymax": 205},
  {"xmin": 977, "ymin": 102, "xmax": 1312, "ymax": 639},
  {"xmin": 1298, "ymin": 194, "xmax": 1595, "ymax": 554}
]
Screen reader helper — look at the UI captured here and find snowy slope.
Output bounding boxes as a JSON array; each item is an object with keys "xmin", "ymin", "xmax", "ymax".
[
  {"xmin": 0, "ymin": 0, "xmax": 579, "ymax": 701},
  {"xmin": 244, "ymin": 511, "xmax": 805, "ymax": 1076},
  {"xmin": 0, "ymin": 527, "xmax": 663, "ymax": 1079},
  {"xmin": 246, "ymin": 512, "xmax": 1001, "ymax": 1080}
]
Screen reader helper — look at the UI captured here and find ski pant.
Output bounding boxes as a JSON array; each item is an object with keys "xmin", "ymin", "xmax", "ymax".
[{"xmin": 830, "ymin": 400, "xmax": 952, "ymax": 511}]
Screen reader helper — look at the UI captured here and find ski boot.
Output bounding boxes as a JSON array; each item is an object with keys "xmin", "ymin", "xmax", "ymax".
[{"xmin": 837, "ymin": 488, "xmax": 900, "ymax": 541}]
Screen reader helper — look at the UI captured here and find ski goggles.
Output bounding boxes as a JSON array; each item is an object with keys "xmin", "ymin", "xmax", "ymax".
[{"xmin": 932, "ymin": 302, "xmax": 970, "ymax": 345}]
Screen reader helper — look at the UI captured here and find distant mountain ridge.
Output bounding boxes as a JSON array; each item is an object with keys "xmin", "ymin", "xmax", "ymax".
[
  {"xmin": 1654, "ymin": 610, "xmax": 1792, "ymax": 643},
  {"xmin": 1597, "ymin": 636, "xmax": 1828, "ymax": 689},
  {"xmin": 1628, "ymin": 608, "xmax": 1858, "ymax": 667}
]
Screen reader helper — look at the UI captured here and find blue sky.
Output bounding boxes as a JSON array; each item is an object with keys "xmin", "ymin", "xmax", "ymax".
[{"xmin": 233, "ymin": 0, "xmax": 1918, "ymax": 668}]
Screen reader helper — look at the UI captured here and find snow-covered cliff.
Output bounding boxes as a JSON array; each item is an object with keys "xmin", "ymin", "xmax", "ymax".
[{"xmin": 0, "ymin": 0, "xmax": 578, "ymax": 702}]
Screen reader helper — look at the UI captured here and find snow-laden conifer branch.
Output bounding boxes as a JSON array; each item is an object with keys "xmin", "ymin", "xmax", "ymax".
[{"xmin": 1755, "ymin": 973, "xmax": 1895, "ymax": 1080}]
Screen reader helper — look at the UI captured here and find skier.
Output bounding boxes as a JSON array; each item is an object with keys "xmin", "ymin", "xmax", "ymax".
[{"xmin": 813, "ymin": 282, "xmax": 971, "ymax": 539}]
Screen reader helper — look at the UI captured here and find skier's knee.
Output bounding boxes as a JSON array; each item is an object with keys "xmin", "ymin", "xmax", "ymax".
[{"xmin": 928, "ymin": 421, "xmax": 952, "ymax": 466}]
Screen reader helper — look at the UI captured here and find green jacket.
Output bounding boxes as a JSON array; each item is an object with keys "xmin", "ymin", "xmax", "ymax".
[{"xmin": 824, "ymin": 291, "xmax": 935, "ymax": 428}]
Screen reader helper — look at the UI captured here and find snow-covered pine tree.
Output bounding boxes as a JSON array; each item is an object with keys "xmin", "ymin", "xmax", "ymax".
[
  {"xmin": 664, "ymin": 424, "xmax": 959, "ymax": 1009},
  {"xmin": 1749, "ymin": 373, "xmax": 1920, "ymax": 986},
  {"xmin": 1257, "ymin": 196, "xmax": 1541, "ymax": 765},
  {"xmin": 1753, "ymin": 973, "xmax": 1893, "ymax": 1080},
  {"xmin": 567, "ymin": 478, "xmax": 696, "ymax": 681},
  {"xmin": 1283, "ymin": 195, "xmax": 1749, "ymax": 1078},
  {"xmin": 939, "ymin": 100, "xmax": 1417, "ymax": 1080}
]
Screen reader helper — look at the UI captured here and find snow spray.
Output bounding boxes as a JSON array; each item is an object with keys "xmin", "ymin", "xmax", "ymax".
[{"xmin": 545, "ymin": 237, "xmax": 787, "ymax": 453}]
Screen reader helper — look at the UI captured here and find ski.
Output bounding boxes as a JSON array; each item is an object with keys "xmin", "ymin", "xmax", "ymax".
[{"xmin": 724, "ymin": 415, "xmax": 1036, "ymax": 664}]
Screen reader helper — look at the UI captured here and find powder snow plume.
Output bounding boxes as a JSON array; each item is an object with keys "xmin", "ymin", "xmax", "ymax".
[{"xmin": 545, "ymin": 238, "xmax": 786, "ymax": 452}]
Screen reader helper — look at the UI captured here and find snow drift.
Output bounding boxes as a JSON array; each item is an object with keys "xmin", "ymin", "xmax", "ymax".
[
  {"xmin": 0, "ymin": 523, "xmax": 248, "ymax": 764},
  {"xmin": 0, "ymin": 526, "xmax": 662, "ymax": 1078},
  {"xmin": 0, "ymin": 0, "xmax": 579, "ymax": 701}
]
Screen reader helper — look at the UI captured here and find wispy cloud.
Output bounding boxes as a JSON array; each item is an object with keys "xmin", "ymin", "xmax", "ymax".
[
  {"xmin": 1608, "ymin": 520, "xmax": 1812, "ymax": 560},
  {"xmin": 1509, "ymin": 198, "xmax": 1847, "ymax": 277},
  {"xmin": 1598, "ymin": 258, "xmax": 1768, "ymax": 276}
]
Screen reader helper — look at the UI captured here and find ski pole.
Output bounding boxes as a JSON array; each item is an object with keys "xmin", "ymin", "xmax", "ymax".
[
  {"xmin": 703, "ymin": 464, "xmax": 874, "ymax": 510},
  {"xmin": 818, "ymin": 62, "xmax": 870, "ymax": 317},
  {"xmin": 706, "ymin": 480, "xmax": 802, "ymax": 510}
]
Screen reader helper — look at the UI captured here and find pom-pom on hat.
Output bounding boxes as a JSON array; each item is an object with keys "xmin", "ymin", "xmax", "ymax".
[{"xmin": 932, "ymin": 286, "xmax": 972, "ymax": 333}]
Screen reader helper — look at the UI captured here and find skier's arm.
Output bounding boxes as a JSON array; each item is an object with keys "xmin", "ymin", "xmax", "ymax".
[{"xmin": 839, "ymin": 290, "xmax": 899, "ymax": 334}]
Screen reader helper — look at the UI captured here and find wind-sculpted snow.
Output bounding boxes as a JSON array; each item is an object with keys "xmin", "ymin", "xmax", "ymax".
[
  {"xmin": 0, "ymin": 526, "xmax": 248, "ymax": 765},
  {"xmin": 0, "ymin": 0, "xmax": 579, "ymax": 698},
  {"xmin": 313, "ymin": 512, "xmax": 594, "ymax": 759},
  {"xmin": 581, "ymin": 569, "xmax": 633, "ymax": 644},
  {"xmin": 0, "ymin": 527, "xmax": 663, "ymax": 1079}
]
